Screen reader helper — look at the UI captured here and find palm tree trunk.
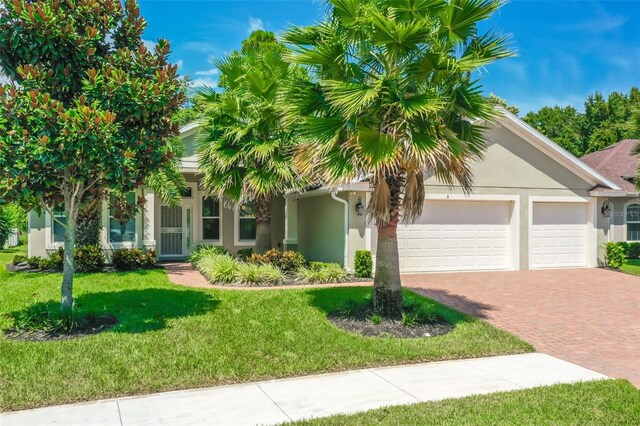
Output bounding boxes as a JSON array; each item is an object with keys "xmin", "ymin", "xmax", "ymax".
[
  {"xmin": 254, "ymin": 195, "xmax": 272, "ymax": 254},
  {"xmin": 372, "ymin": 173, "xmax": 404, "ymax": 318},
  {"xmin": 76, "ymin": 197, "xmax": 102, "ymax": 247}
]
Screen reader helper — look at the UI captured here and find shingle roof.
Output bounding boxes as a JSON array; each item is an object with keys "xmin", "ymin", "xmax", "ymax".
[{"xmin": 580, "ymin": 139, "xmax": 640, "ymax": 192}]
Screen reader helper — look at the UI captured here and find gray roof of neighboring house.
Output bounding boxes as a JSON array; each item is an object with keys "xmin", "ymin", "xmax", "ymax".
[{"xmin": 580, "ymin": 139, "xmax": 640, "ymax": 193}]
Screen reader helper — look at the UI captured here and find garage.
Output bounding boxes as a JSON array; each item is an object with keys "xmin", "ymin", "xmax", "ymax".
[
  {"xmin": 396, "ymin": 200, "xmax": 513, "ymax": 272},
  {"xmin": 530, "ymin": 202, "xmax": 588, "ymax": 268}
]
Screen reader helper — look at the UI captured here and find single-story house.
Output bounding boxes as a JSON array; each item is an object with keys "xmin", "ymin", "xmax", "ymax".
[
  {"xmin": 581, "ymin": 139, "xmax": 640, "ymax": 254},
  {"xmin": 28, "ymin": 111, "xmax": 634, "ymax": 272}
]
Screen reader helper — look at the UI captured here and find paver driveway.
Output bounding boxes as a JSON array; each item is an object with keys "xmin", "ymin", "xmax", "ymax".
[{"xmin": 404, "ymin": 268, "xmax": 640, "ymax": 387}]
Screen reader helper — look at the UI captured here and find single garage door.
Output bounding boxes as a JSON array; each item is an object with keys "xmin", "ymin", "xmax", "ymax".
[
  {"xmin": 396, "ymin": 200, "xmax": 512, "ymax": 272},
  {"xmin": 530, "ymin": 202, "xmax": 588, "ymax": 268}
]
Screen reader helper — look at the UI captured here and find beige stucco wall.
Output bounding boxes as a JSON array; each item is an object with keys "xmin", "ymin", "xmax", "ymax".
[
  {"xmin": 27, "ymin": 211, "xmax": 46, "ymax": 258},
  {"xmin": 596, "ymin": 196, "xmax": 640, "ymax": 260},
  {"xmin": 417, "ymin": 124, "xmax": 597, "ymax": 270},
  {"xmin": 296, "ymin": 193, "xmax": 345, "ymax": 265}
]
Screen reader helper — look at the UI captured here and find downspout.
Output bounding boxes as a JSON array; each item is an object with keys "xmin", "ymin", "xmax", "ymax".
[{"xmin": 330, "ymin": 188, "xmax": 349, "ymax": 270}]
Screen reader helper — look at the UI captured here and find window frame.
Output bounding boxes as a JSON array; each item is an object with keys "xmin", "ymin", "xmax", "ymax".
[
  {"xmin": 625, "ymin": 202, "xmax": 640, "ymax": 242},
  {"xmin": 52, "ymin": 211, "xmax": 66, "ymax": 245},
  {"xmin": 234, "ymin": 202, "xmax": 257, "ymax": 246},
  {"xmin": 201, "ymin": 196, "xmax": 222, "ymax": 243},
  {"xmin": 108, "ymin": 192, "xmax": 138, "ymax": 245}
]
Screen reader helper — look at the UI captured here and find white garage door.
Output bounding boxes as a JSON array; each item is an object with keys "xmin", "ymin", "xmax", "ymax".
[
  {"xmin": 396, "ymin": 200, "xmax": 512, "ymax": 272},
  {"xmin": 530, "ymin": 202, "xmax": 588, "ymax": 268}
]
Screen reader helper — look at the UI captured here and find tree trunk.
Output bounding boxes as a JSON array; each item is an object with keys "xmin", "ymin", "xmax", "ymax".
[
  {"xmin": 254, "ymin": 195, "xmax": 272, "ymax": 254},
  {"xmin": 61, "ymin": 204, "xmax": 77, "ymax": 312},
  {"xmin": 372, "ymin": 173, "xmax": 405, "ymax": 318},
  {"xmin": 76, "ymin": 197, "xmax": 101, "ymax": 247}
]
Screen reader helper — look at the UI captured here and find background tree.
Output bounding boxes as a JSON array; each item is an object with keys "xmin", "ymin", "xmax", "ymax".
[
  {"xmin": 488, "ymin": 93, "xmax": 519, "ymax": 115},
  {"xmin": 0, "ymin": 0, "xmax": 185, "ymax": 311},
  {"xmin": 524, "ymin": 86, "xmax": 640, "ymax": 156},
  {"xmin": 196, "ymin": 30, "xmax": 304, "ymax": 254},
  {"xmin": 284, "ymin": 0, "xmax": 512, "ymax": 316}
]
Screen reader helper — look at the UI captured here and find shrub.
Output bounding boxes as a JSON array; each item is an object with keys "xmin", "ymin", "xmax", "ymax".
[
  {"xmin": 12, "ymin": 254, "xmax": 27, "ymax": 265},
  {"xmin": 235, "ymin": 248, "xmax": 253, "ymax": 260},
  {"xmin": 41, "ymin": 247, "xmax": 64, "ymax": 271},
  {"xmin": 189, "ymin": 245, "xmax": 229, "ymax": 264},
  {"xmin": 354, "ymin": 250, "xmax": 373, "ymax": 278},
  {"xmin": 296, "ymin": 263, "xmax": 347, "ymax": 283},
  {"xmin": 627, "ymin": 242, "xmax": 640, "ymax": 259},
  {"xmin": 236, "ymin": 262, "xmax": 283, "ymax": 286},
  {"xmin": 75, "ymin": 245, "xmax": 105, "ymax": 272},
  {"xmin": 112, "ymin": 248, "xmax": 157, "ymax": 270},
  {"xmin": 309, "ymin": 261, "xmax": 334, "ymax": 271},
  {"xmin": 27, "ymin": 256, "xmax": 43, "ymax": 269},
  {"xmin": 605, "ymin": 242, "xmax": 625, "ymax": 269},
  {"xmin": 195, "ymin": 254, "xmax": 239, "ymax": 283},
  {"xmin": 11, "ymin": 303, "xmax": 98, "ymax": 333},
  {"xmin": 247, "ymin": 249, "xmax": 307, "ymax": 272}
]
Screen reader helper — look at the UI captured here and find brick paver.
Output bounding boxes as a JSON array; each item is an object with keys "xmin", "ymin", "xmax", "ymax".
[{"xmin": 404, "ymin": 268, "xmax": 640, "ymax": 387}]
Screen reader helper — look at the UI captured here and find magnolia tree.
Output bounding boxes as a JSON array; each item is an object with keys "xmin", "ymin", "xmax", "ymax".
[{"xmin": 0, "ymin": 0, "xmax": 185, "ymax": 311}]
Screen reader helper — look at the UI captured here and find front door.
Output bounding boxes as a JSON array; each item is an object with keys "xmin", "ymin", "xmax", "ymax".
[{"xmin": 160, "ymin": 205, "xmax": 183, "ymax": 257}]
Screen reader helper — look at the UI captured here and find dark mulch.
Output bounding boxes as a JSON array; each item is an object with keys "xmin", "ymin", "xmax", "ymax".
[
  {"xmin": 5, "ymin": 315, "xmax": 118, "ymax": 342},
  {"xmin": 328, "ymin": 305, "xmax": 454, "ymax": 338}
]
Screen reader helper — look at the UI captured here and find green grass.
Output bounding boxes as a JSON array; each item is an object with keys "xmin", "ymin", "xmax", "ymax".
[
  {"xmin": 0, "ymin": 246, "xmax": 532, "ymax": 411},
  {"xmin": 620, "ymin": 259, "xmax": 640, "ymax": 276},
  {"xmin": 288, "ymin": 379, "xmax": 640, "ymax": 425}
]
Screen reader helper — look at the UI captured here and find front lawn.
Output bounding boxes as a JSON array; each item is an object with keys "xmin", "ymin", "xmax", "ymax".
[
  {"xmin": 288, "ymin": 379, "xmax": 640, "ymax": 425},
  {"xmin": 621, "ymin": 259, "xmax": 640, "ymax": 276},
  {"xmin": 0, "ymin": 247, "xmax": 532, "ymax": 411}
]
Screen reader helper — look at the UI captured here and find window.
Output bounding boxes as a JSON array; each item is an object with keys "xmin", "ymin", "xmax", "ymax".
[
  {"xmin": 202, "ymin": 197, "xmax": 220, "ymax": 241},
  {"xmin": 238, "ymin": 202, "xmax": 256, "ymax": 241},
  {"xmin": 627, "ymin": 203, "xmax": 640, "ymax": 241},
  {"xmin": 52, "ymin": 211, "xmax": 66, "ymax": 243},
  {"xmin": 109, "ymin": 193, "xmax": 136, "ymax": 243}
]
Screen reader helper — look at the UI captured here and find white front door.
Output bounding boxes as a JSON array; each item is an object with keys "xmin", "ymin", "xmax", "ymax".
[
  {"xmin": 530, "ymin": 202, "xmax": 588, "ymax": 268},
  {"xmin": 396, "ymin": 200, "xmax": 512, "ymax": 272}
]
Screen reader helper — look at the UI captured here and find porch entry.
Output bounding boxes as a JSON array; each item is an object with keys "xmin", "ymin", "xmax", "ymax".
[{"xmin": 159, "ymin": 203, "xmax": 192, "ymax": 257}]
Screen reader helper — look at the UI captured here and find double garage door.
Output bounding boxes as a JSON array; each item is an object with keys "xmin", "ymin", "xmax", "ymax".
[{"xmin": 395, "ymin": 200, "xmax": 589, "ymax": 273}]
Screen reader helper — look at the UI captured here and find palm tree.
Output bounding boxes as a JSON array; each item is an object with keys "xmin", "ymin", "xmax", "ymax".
[
  {"xmin": 283, "ymin": 0, "xmax": 513, "ymax": 316},
  {"xmin": 196, "ymin": 31, "xmax": 303, "ymax": 254}
]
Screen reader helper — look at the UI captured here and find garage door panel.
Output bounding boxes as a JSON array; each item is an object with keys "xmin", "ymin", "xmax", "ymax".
[
  {"xmin": 397, "ymin": 200, "xmax": 512, "ymax": 272},
  {"xmin": 530, "ymin": 202, "xmax": 588, "ymax": 268}
]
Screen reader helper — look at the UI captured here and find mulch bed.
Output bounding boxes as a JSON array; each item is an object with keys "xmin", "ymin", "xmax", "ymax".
[
  {"xmin": 328, "ymin": 306, "xmax": 454, "ymax": 338},
  {"xmin": 4, "ymin": 315, "xmax": 118, "ymax": 342},
  {"xmin": 208, "ymin": 275, "xmax": 373, "ymax": 287}
]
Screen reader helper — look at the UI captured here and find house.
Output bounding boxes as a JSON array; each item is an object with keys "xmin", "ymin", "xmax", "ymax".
[
  {"xmin": 580, "ymin": 139, "xmax": 640, "ymax": 253},
  {"xmin": 27, "ymin": 110, "xmax": 629, "ymax": 272}
]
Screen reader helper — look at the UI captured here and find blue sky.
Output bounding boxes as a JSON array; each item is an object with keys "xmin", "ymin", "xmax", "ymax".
[{"xmin": 139, "ymin": 0, "xmax": 639, "ymax": 114}]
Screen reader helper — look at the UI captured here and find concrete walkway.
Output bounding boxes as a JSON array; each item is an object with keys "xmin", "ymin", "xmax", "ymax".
[{"xmin": 1, "ymin": 353, "xmax": 607, "ymax": 426}]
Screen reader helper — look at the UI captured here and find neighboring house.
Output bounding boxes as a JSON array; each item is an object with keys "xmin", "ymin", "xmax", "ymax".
[
  {"xmin": 28, "ymin": 111, "xmax": 627, "ymax": 272},
  {"xmin": 580, "ymin": 139, "xmax": 640, "ymax": 255}
]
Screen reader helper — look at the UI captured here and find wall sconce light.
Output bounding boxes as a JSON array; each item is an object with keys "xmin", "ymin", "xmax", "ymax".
[
  {"xmin": 601, "ymin": 200, "xmax": 611, "ymax": 217},
  {"xmin": 355, "ymin": 196, "xmax": 364, "ymax": 216}
]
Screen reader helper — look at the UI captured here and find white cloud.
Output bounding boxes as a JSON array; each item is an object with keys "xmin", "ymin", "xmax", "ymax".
[
  {"xmin": 182, "ymin": 41, "xmax": 217, "ymax": 53},
  {"xmin": 190, "ymin": 78, "xmax": 217, "ymax": 89},
  {"xmin": 175, "ymin": 59, "xmax": 184, "ymax": 69},
  {"xmin": 195, "ymin": 68, "xmax": 219, "ymax": 76},
  {"xmin": 142, "ymin": 39, "xmax": 156, "ymax": 51},
  {"xmin": 560, "ymin": 16, "xmax": 627, "ymax": 33},
  {"xmin": 248, "ymin": 17, "xmax": 264, "ymax": 33}
]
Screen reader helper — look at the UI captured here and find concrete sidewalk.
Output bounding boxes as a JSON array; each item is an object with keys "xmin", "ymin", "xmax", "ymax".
[{"xmin": 1, "ymin": 353, "xmax": 607, "ymax": 426}]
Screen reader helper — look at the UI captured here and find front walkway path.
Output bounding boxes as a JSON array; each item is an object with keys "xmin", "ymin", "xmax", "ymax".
[{"xmin": 1, "ymin": 353, "xmax": 606, "ymax": 426}]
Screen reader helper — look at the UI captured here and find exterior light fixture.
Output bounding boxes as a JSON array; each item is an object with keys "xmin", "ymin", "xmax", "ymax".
[
  {"xmin": 601, "ymin": 200, "xmax": 611, "ymax": 217},
  {"xmin": 355, "ymin": 196, "xmax": 364, "ymax": 216}
]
